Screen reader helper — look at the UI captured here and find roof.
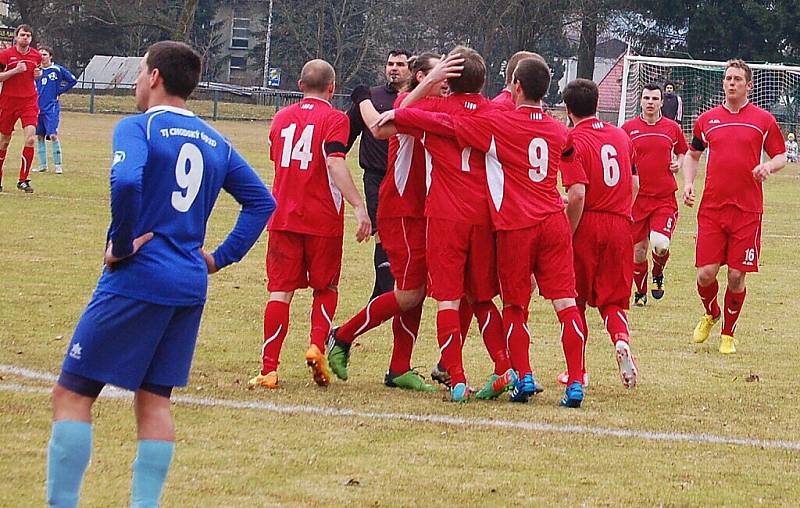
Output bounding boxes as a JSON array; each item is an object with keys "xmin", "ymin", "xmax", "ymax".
[{"xmin": 75, "ymin": 55, "xmax": 143, "ymax": 89}]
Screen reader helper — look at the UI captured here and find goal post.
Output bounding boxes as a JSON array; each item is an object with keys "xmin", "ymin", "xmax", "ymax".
[{"xmin": 617, "ymin": 55, "xmax": 800, "ymax": 134}]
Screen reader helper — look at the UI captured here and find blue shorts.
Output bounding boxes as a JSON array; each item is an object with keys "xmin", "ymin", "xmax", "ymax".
[
  {"xmin": 60, "ymin": 291, "xmax": 205, "ymax": 392},
  {"xmin": 36, "ymin": 106, "xmax": 60, "ymax": 137}
]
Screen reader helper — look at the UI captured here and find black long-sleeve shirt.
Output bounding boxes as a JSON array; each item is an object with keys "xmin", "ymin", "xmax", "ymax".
[{"xmin": 346, "ymin": 83, "xmax": 399, "ymax": 176}]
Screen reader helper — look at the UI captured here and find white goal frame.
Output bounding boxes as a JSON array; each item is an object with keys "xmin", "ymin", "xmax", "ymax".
[{"xmin": 617, "ymin": 55, "xmax": 800, "ymax": 130}]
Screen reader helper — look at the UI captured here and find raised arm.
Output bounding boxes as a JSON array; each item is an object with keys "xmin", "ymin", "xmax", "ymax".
[{"xmin": 399, "ymin": 54, "xmax": 464, "ymax": 108}]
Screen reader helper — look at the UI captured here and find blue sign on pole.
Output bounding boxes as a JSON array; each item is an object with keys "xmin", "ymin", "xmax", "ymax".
[{"xmin": 268, "ymin": 68, "xmax": 281, "ymax": 87}]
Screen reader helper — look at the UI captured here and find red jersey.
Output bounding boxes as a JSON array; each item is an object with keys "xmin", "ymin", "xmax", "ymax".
[
  {"xmin": 268, "ymin": 97, "xmax": 350, "ymax": 237},
  {"xmin": 0, "ymin": 46, "xmax": 41, "ymax": 98},
  {"xmin": 394, "ymin": 93, "xmax": 495, "ymax": 226},
  {"xmin": 398, "ymin": 105, "xmax": 571, "ymax": 230},
  {"xmin": 691, "ymin": 101, "xmax": 785, "ymax": 213},
  {"xmin": 378, "ymin": 93, "xmax": 428, "ymax": 219},
  {"xmin": 621, "ymin": 115, "xmax": 688, "ymax": 198},
  {"xmin": 492, "ymin": 89, "xmax": 515, "ymax": 110},
  {"xmin": 562, "ymin": 118, "xmax": 636, "ymax": 217}
]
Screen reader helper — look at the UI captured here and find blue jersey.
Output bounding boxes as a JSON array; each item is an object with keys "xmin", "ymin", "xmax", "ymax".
[
  {"xmin": 97, "ymin": 105, "xmax": 275, "ymax": 306},
  {"xmin": 36, "ymin": 63, "xmax": 77, "ymax": 112}
]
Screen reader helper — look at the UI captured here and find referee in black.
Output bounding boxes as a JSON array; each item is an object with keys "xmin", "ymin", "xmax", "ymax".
[{"xmin": 346, "ymin": 49, "xmax": 411, "ymax": 301}]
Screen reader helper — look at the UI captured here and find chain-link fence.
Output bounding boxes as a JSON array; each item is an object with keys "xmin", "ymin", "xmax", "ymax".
[{"xmin": 61, "ymin": 81, "xmax": 351, "ymax": 121}]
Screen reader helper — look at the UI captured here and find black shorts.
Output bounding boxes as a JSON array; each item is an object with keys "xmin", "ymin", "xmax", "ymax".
[{"xmin": 363, "ymin": 171, "xmax": 384, "ymax": 235}]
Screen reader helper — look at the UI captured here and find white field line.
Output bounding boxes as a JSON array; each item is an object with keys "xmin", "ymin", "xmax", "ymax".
[{"xmin": 2, "ymin": 364, "xmax": 799, "ymax": 452}]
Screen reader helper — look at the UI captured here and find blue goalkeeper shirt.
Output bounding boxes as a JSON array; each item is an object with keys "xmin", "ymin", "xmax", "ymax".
[
  {"xmin": 97, "ymin": 105, "xmax": 275, "ymax": 305},
  {"xmin": 36, "ymin": 63, "xmax": 77, "ymax": 112}
]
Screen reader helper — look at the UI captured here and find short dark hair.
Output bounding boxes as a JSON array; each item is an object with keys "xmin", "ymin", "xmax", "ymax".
[
  {"xmin": 16, "ymin": 24, "xmax": 33, "ymax": 36},
  {"xmin": 513, "ymin": 58, "xmax": 550, "ymax": 101},
  {"xmin": 642, "ymin": 83, "xmax": 662, "ymax": 98},
  {"xmin": 39, "ymin": 45, "xmax": 53, "ymax": 58},
  {"xmin": 388, "ymin": 49, "xmax": 412, "ymax": 59},
  {"xmin": 447, "ymin": 45, "xmax": 485, "ymax": 94},
  {"xmin": 145, "ymin": 41, "xmax": 201, "ymax": 99},
  {"xmin": 408, "ymin": 52, "xmax": 440, "ymax": 91},
  {"xmin": 505, "ymin": 51, "xmax": 545, "ymax": 84},
  {"xmin": 664, "ymin": 81, "xmax": 675, "ymax": 89},
  {"xmin": 563, "ymin": 79, "xmax": 598, "ymax": 118}
]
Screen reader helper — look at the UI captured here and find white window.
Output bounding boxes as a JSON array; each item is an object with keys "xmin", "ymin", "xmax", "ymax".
[{"xmin": 231, "ymin": 17, "xmax": 250, "ymax": 49}]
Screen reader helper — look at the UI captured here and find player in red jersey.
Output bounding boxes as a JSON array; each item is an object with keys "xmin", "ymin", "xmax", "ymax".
[
  {"xmin": 682, "ymin": 60, "xmax": 786, "ymax": 354},
  {"xmin": 322, "ymin": 53, "xmax": 448, "ymax": 392},
  {"xmin": 561, "ymin": 79, "xmax": 640, "ymax": 389},
  {"xmin": 492, "ymin": 51, "xmax": 543, "ymax": 110},
  {"xmin": 0, "ymin": 24, "xmax": 42, "ymax": 193},
  {"xmin": 369, "ymin": 47, "xmax": 512, "ymax": 402},
  {"xmin": 249, "ymin": 59, "xmax": 371, "ymax": 390},
  {"xmin": 622, "ymin": 84, "xmax": 689, "ymax": 306},
  {"xmin": 383, "ymin": 58, "xmax": 589, "ymax": 407}
]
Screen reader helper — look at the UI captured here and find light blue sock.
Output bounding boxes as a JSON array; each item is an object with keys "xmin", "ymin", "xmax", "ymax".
[
  {"xmin": 131, "ymin": 440, "xmax": 175, "ymax": 508},
  {"xmin": 52, "ymin": 140, "xmax": 63, "ymax": 167},
  {"xmin": 37, "ymin": 138, "xmax": 48, "ymax": 169},
  {"xmin": 46, "ymin": 420, "xmax": 92, "ymax": 508}
]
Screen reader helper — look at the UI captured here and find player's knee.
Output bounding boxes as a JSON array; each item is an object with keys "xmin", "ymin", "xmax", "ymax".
[
  {"xmin": 396, "ymin": 287, "xmax": 424, "ymax": 310},
  {"xmin": 649, "ymin": 232, "xmax": 670, "ymax": 256},
  {"xmin": 633, "ymin": 243, "xmax": 648, "ymax": 263},
  {"xmin": 727, "ymin": 269, "xmax": 746, "ymax": 291},
  {"xmin": 696, "ymin": 266, "xmax": 718, "ymax": 286}
]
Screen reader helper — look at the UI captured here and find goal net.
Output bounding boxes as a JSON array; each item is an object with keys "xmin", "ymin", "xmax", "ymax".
[{"xmin": 617, "ymin": 55, "xmax": 800, "ymax": 134}]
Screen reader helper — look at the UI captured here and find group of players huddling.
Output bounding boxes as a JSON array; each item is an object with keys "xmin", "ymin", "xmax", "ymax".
[
  {"xmin": 41, "ymin": 34, "xmax": 786, "ymax": 506},
  {"xmin": 249, "ymin": 47, "xmax": 786, "ymax": 408}
]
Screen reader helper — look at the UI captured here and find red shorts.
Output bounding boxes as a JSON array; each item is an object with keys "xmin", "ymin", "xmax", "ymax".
[
  {"xmin": 696, "ymin": 205, "xmax": 762, "ymax": 272},
  {"xmin": 266, "ymin": 230, "xmax": 343, "ymax": 292},
  {"xmin": 573, "ymin": 211, "xmax": 633, "ymax": 309},
  {"xmin": 631, "ymin": 195, "xmax": 678, "ymax": 244},
  {"xmin": 426, "ymin": 218, "xmax": 498, "ymax": 302},
  {"xmin": 0, "ymin": 95, "xmax": 39, "ymax": 135},
  {"xmin": 497, "ymin": 213, "xmax": 577, "ymax": 307},
  {"xmin": 378, "ymin": 216, "xmax": 427, "ymax": 290}
]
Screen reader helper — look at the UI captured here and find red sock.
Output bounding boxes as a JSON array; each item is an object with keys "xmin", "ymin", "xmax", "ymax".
[
  {"xmin": 576, "ymin": 302, "xmax": 589, "ymax": 376},
  {"xmin": 558, "ymin": 306, "xmax": 586, "ymax": 385},
  {"xmin": 261, "ymin": 301, "xmax": 290, "ymax": 374},
  {"xmin": 722, "ymin": 288, "xmax": 746, "ymax": 336},
  {"xmin": 473, "ymin": 301, "xmax": 511, "ymax": 374},
  {"xmin": 633, "ymin": 260, "xmax": 648, "ymax": 294},
  {"xmin": 389, "ymin": 303, "xmax": 422, "ymax": 373},
  {"xmin": 437, "ymin": 308, "xmax": 465, "ymax": 384},
  {"xmin": 0, "ymin": 148, "xmax": 5, "ymax": 183},
  {"xmin": 19, "ymin": 146, "xmax": 33, "ymax": 182},
  {"xmin": 503, "ymin": 306, "xmax": 532, "ymax": 377},
  {"xmin": 652, "ymin": 251, "xmax": 670, "ymax": 277},
  {"xmin": 310, "ymin": 288, "xmax": 338, "ymax": 351},
  {"xmin": 697, "ymin": 280, "xmax": 721, "ymax": 319},
  {"xmin": 600, "ymin": 305, "xmax": 630, "ymax": 344},
  {"xmin": 459, "ymin": 297, "xmax": 473, "ymax": 343},
  {"xmin": 336, "ymin": 291, "xmax": 400, "ymax": 344}
]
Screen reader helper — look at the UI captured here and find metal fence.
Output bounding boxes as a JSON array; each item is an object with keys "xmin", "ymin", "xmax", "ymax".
[{"xmin": 61, "ymin": 81, "xmax": 350, "ymax": 121}]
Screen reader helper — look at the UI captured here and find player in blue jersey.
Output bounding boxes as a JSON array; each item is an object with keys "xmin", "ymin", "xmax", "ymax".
[
  {"xmin": 32, "ymin": 46, "xmax": 77, "ymax": 174},
  {"xmin": 45, "ymin": 41, "xmax": 275, "ymax": 508}
]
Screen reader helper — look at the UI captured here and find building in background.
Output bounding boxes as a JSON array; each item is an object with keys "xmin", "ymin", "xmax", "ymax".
[{"xmin": 210, "ymin": 1, "xmax": 267, "ymax": 86}]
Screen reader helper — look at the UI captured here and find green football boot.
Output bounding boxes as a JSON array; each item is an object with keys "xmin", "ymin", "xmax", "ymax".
[
  {"xmin": 475, "ymin": 369, "xmax": 517, "ymax": 400},
  {"xmin": 326, "ymin": 327, "xmax": 351, "ymax": 380},
  {"xmin": 384, "ymin": 370, "xmax": 438, "ymax": 392}
]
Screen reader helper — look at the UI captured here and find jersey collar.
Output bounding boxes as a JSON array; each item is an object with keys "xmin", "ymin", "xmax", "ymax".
[
  {"xmin": 516, "ymin": 104, "xmax": 544, "ymax": 112},
  {"xmin": 638, "ymin": 113, "xmax": 662, "ymax": 125},
  {"xmin": 722, "ymin": 99, "xmax": 749, "ymax": 114},
  {"xmin": 146, "ymin": 105, "xmax": 195, "ymax": 117},
  {"xmin": 574, "ymin": 116, "xmax": 599, "ymax": 128},
  {"xmin": 302, "ymin": 96, "xmax": 332, "ymax": 106}
]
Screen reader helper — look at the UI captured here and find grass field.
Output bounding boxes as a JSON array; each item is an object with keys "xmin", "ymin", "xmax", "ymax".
[{"xmin": 1, "ymin": 111, "xmax": 799, "ymax": 506}]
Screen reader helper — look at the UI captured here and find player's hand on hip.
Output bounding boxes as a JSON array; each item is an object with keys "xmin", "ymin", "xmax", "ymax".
[
  {"xmin": 353, "ymin": 206, "xmax": 372, "ymax": 243},
  {"xmin": 201, "ymin": 248, "xmax": 219, "ymax": 274},
  {"xmin": 669, "ymin": 160, "xmax": 680, "ymax": 173},
  {"xmin": 682, "ymin": 184, "xmax": 695, "ymax": 207},
  {"xmin": 104, "ymin": 232, "xmax": 154, "ymax": 271},
  {"xmin": 372, "ymin": 110, "xmax": 395, "ymax": 128},
  {"xmin": 752, "ymin": 163, "xmax": 771, "ymax": 182}
]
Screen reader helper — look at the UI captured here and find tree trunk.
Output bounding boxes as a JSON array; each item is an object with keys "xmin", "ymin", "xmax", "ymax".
[
  {"xmin": 576, "ymin": 2, "xmax": 598, "ymax": 80},
  {"xmin": 173, "ymin": 0, "xmax": 200, "ymax": 42}
]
